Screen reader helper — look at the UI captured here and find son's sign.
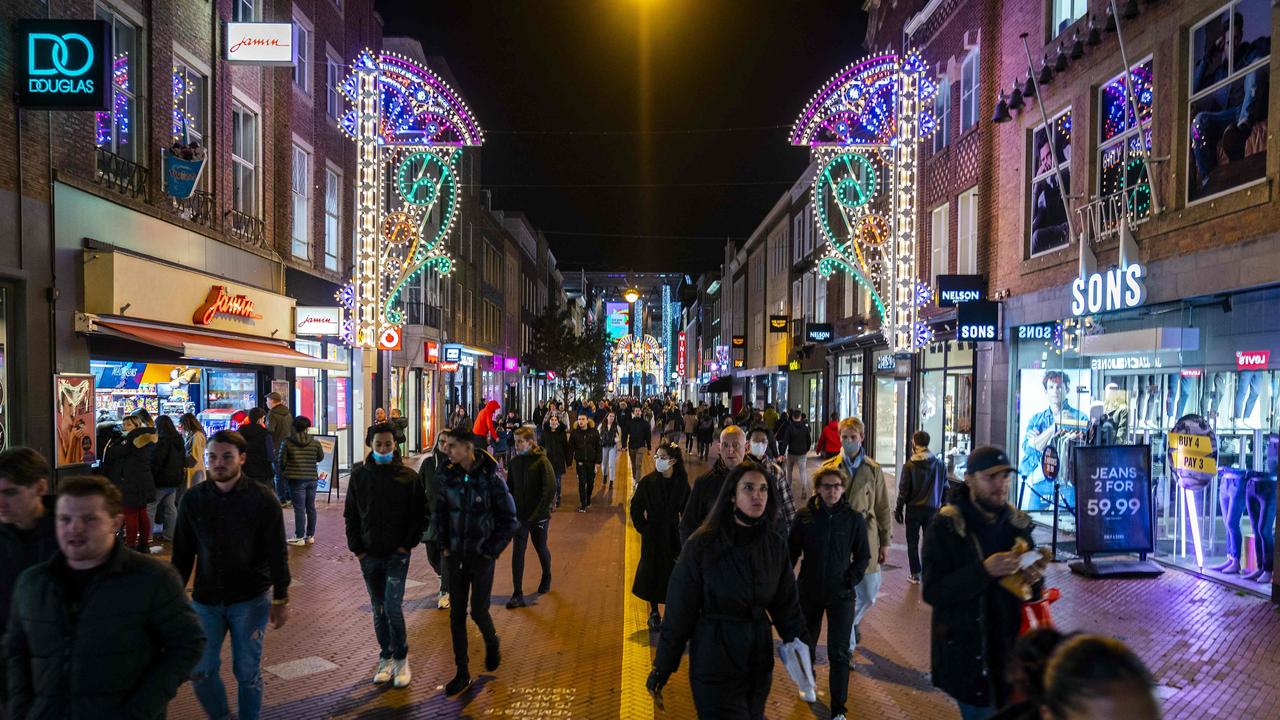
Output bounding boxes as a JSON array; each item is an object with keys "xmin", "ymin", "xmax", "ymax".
[
  {"xmin": 17, "ymin": 20, "xmax": 112, "ymax": 110},
  {"xmin": 1071, "ymin": 264, "xmax": 1147, "ymax": 317}
]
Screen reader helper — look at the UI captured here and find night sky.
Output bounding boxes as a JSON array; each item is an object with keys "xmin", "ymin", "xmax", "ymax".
[{"xmin": 375, "ymin": 1, "xmax": 868, "ymax": 274}]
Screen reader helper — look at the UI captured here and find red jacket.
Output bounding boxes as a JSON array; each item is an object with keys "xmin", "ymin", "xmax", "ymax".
[
  {"xmin": 815, "ymin": 421, "xmax": 841, "ymax": 455},
  {"xmin": 472, "ymin": 400, "xmax": 501, "ymax": 443}
]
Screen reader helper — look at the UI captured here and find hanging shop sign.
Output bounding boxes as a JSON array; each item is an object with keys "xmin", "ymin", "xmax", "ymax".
[
  {"xmin": 504, "ymin": 357, "xmax": 519, "ymax": 372},
  {"xmin": 957, "ymin": 300, "xmax": 1002, "ymax": 341},
  {"xmin": 788, "ymin": 359, "xmax": 800, "ymax": 371},
  {"xmin": 731, "ymin": 335, "xmax": 746, "ymax": 348},
  {"xmin": 378, "ymin": 326, "xmax": 402, "ymax": 351},
  {"xmin": 294, "ymin": 306, "xmax": 343, "ymax": 336},
  {"xmin": 1072, "ymin": 444, "xmax": 1153, "ymax": 555},
  {"xmin": 1070, "ymin": 264, "xmax": 1147, "ymax": 317},
  {"xmin": 442, "ymin": 344, "xmax": 462, "ymax": 363},
  {"xmin": 16, "ymin": 20, "xmax": 111, "ymax": 110},
  {"xmin": 935, "ymin": 274, "xmax": 986, "ymax": 307},
  {"xmin": 806, "ymin": 323, "xmax": 833, "ymax": 343},
  {"xmin": 194, "ymin": 285, "xmax": 264, "ymax": 326},
  {"xmin": 769, "ymin": 315, "xmax": 789, "ymax": 333},
  {"xmin": 439, "ymin": 361, "xmax": 459, "ymax": 372},
  {"xmin": 425, "ymin": 341, "xmax": 440, "ymax": 363},
  {"xmin": 1236, "ymin": 350, "xmax": 1271, "ymax": 370},
  {"xmin": 677, "ymin": 332, "xmax": 687, "ymax": 377},
  {"xmin": 732, "ymin": 358, "xmax": 745, "ymax": 369},
  {"xmin": 224, "ymin": 22, "xmax": 296, "ymax": 65},
  {"xmin": 163, "ymin": 150, "xmax": 207, "ymax": 200}
]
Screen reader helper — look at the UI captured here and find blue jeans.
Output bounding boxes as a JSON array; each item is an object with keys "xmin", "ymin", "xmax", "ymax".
[
  {"xmin": 359, "ymin": 552, "xmax": 411, "ymax": 659},
  {"xmin": 289, "ymin": 480, "xmax": 318, "ymax": 538},
  {"xmin": 1219, "ymin": 468, "xmax": 1248, "ymax": 559},
  {"xmin": 957, "ymin": 701, "xmax": 995, "ymax": 720},
  {"xmin": 192, "ymin": 592, "xmax": 271, "ymax": 720},
  {"xmin": 1247, "ymin": 476, "xmax": 1277, "ymax": 572}
]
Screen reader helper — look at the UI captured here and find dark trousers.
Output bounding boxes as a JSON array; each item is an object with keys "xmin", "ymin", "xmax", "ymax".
[
  {"xmin": 447, "ymin": 555, "xmax": 498, "ymax": 671},
  {"xmin": 511, "ymin": 519, "xmax": 552, "ymax": 594},
  {"xmin": 358, "ymin": 553, "xmax": 411, "ymax": 660},
  {"xmin": 905, "ymin": 506, "xmax": 936, "ymax": 576},
  {"xmin": 801, "ymin": 595, "xmax": 856, "ymax": 717},
  {"xmin": 576, "ymin": 461, "xmax": 597, "ymax": 509},
  {"xmin": 629, "ymin": 448, "xmax": 644, "ymax": 476},
  {"xmin": 425, "ymin": 540, "xmax": 449, "ymax": 594}
]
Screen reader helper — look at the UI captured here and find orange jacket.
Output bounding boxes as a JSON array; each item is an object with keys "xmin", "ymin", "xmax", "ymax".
[{"xmin": 472, "ymin": 400, "xmax": 501, "ymax": 442}]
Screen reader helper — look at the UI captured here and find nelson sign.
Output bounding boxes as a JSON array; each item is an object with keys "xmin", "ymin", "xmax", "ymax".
[{"xmin": 17, "ymin": 20, "xmax": 112, "ymax": 110}]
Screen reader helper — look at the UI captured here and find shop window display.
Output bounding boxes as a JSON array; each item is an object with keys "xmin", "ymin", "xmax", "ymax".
[{"xmin": 919, "ymin": 342, "xmax": 975, "ymax": 478}]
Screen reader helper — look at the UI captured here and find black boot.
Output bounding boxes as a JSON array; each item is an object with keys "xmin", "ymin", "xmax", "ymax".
[
  {"xmin": 444, "ymin": 669, "xmax": 472, "ymax": 695},
  {"xmin": 538, "ymin": 576, "xmax": 551, "ymax": 594},
  {"xmin": 484, "ymin": 638, "xmax": 501, "ymax": 671}
]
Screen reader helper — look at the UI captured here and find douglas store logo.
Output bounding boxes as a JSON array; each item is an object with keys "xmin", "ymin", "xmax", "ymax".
[{"xmin": 17, "ymin": 20, "xmax": 111, "ymax": 110}]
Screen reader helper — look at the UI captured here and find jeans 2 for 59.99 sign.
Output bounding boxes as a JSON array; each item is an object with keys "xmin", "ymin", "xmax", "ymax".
[{"xmin": 1073, "ymin": 445, "xmax": 1154, "ymax": 556}]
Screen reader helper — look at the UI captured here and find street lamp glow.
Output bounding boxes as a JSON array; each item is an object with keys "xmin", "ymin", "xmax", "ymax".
[{"xmin": 623, "ymin": 288, "xmax": 640, "ymax": 304}]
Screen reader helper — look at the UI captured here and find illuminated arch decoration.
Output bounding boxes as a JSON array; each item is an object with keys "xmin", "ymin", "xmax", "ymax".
[
  {"xmin": 336, "ymin": 50, "xmax": 483, "ymax": 348},
  {"xmin": 792, "ymin": 50, "xmax": 937, "ymax": 354},
  {"xmin": 612, "ymin": 335, "xmax": 665, "ymax": 379}
]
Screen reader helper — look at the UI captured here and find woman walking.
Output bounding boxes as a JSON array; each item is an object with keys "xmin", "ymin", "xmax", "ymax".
[
  {"xmin": 542, "ymin": 413, "xmax": 570, "ymax": 509},
  {"xmin": 630, "ymin": 442, "xmax": 691, "ymax": 630},
  {"xmin": 180, "ymin": 413, "xmax": 207, "ymax": 488},
  {"xmin": 150, "ymin": 415, "xmax": 187, "ymax": 542},
  {"xmin": 647, "ymin": 461, "xmax": 807, "ymax": 718},
  {"xmin": 279, "ymin": 416, "xmax": 325, "ymax": 545},
  {"xmin": 598, "ymin": 411, "xmax": 622, "ymax": 490}
]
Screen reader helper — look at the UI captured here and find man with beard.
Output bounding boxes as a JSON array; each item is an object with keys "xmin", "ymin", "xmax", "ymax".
[
  {"xmin": 678, "ymin": 425, "xmax": 747, "ymax": 545},
  {"xmin": 923, "ymin": 446, "xmax": 1047, "ymax": 720}
]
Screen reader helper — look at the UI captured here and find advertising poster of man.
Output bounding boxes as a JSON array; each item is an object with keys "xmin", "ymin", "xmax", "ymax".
[
  {"xmin": 1017, "ymin": 369, "xmax": 1090, "ymax": 511},
  {"xmin": 54, "ymin": 373, "xmax": 97, "ymax": 467},
  {"xmin": 1028, "ymin": 111, "xmax": 1072, "ymax": 256}
]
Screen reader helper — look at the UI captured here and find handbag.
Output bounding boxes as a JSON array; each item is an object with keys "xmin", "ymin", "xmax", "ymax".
[{"xmin": 777, "ymin": 637, "xmax": 816, "ymax": 702}]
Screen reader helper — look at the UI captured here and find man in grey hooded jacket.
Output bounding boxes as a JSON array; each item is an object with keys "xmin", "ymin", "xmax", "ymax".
[{"xmin": 895, "ymin": 431, "xmax": 948, "ymax": 584}]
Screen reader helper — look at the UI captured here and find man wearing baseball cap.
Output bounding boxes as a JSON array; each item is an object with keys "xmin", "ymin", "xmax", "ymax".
[{"xmin": 921, "ymin": 446, "xmax": 1048, "ymax": 720}]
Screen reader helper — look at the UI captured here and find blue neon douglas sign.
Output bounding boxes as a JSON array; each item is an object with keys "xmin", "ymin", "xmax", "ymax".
[{"xmin": 17, "ymin": 20, "xmax": 111, "ymax": 110}]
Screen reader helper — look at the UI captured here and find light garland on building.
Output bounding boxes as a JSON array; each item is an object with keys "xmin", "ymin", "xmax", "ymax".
[{"xmin": 96, "ymin": 53, "xmax": 130, "ymax": 148}]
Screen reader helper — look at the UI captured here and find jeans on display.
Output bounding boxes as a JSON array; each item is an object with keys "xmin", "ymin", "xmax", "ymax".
[
  {"xmin": 1246, "ymin": 475, "xmax": 1276, "ymax": 572},
  {"xmin": 956, "ymin": 701, "xmax": 996, "ymax": 720},
  {"xmin": 1207, "ymin": 373, "xmax": 1229, "ymax": 420},
  {"xmin": 576, "ymin": 461, "xmax": 597, "ymax": 509},
  {"xmin": 1235, "ymin": 371, "xmax": 1265, "ymax": 421},
  {"xmin": 191, "ymin": 592, "xmax": 271, "ymax": 720},
  {"xmin": 904, "ymin": 507, "xmax": 936, "ymax": 577},
  {"xmin": 359, "ymin": 553, "xmax": 411, "ymax": 660},
  {"xmin": 148, "ymin": 486, "xmax": 179, "ymax": 541},
  {"xmin": 849, "ymin": 570, "xmax": 882, "ymax": 652},
  {"xmin": 602, "ymin": 446, "xmax": 618, "ymax": 482},
  {"xmin": 801, "ymin": 596, "xmax": 856, "ymax": 717},
  {"xmin": 1166, "ymin": 373, "xmax": 1198, "ymax": 422},
  {"xmin": 426, "ymin": 541, "xmax": 450, "ymax": 594},
  {"xmin": 289, "ymin": 481, "xmax": 318, "ymax": 538},
  {"xmin": 511, "ymin": 519, "xmax": 552, "ymax": 595},
  {"xmin": 447, "ymin": 555, "xmax": 498, "ymax": 670},
  {"xmin": 1141, "ymin": 375, "xmax": 1161, "ymax": 426},
  {"xmin": 1219, "ymin": 468, "xmax": 1248, "ymax": 560}
]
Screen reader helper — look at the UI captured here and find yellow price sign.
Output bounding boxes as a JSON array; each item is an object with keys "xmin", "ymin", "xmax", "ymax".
[
  {"xmin": 1168, "ymin": 432, "xmax": 1212, "ymax": 456},
  {"xmin": 1174, "ymin": 450, "xmax": 1217, "ymax": 474}
]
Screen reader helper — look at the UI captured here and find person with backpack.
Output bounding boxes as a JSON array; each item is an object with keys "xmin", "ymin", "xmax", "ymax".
[
  {"xmin": 780, "ymin": 409, "xmax": 813, "ymax": 498},
  {"xmin": 279, "ymin": 416, "xmax": 325, "ymax": 546},
  {"xmin": 896, "ymin": 430, "xmax": 948, "ymax": 584}
]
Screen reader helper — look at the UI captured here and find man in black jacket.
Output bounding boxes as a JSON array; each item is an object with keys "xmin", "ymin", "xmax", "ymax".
[
  {"xmin": 7, "ymin": 475, "xmax": 203, "ymax": 719},
  {"xmin": 621, "ymin": 406, "xmax": 652, "ymax": 478},
  {"xmin": 779, "ymin": 409, "xmax": 812, "ymax": 496},
  {"xmin": 435, "ymin": 430, "xmax": 519, "ymax": 696},
  {"xmin": 922, "ymin": 446, "xmax": 1047, "ymax": 719},
  {"xmin": 569, "ymin": 414, "xmax": 602, "ymax": 512},
  {"xmin": 896, "ymin": 430, "xmax": 949, "ymax": 584},
  {"xmin": 238, "ymin": 407, "xmax": 277, "ymax": 492},
  {"xmin": 505, "ymin": 427, "xmax": 556, "ymax": 609},
  {"xmin": 789, "ymin": 466, "xmax": 870, "ymax": 720},
  {"xmin": 419, "ymin": 432, "xmax": 452, "ymax": 611},
  {"xmin": 173, "ymin": 430, "xmax": 290, "ymax": 720},
  {"xmin": 678, "ymin": 425, "xmax": 747, "ymax": 544},
  {"xmin": 345, "ymin": 423, "xmax": 427, "ymax": 688}
]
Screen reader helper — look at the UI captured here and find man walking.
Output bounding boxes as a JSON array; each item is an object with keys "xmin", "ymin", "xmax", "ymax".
[
  {"xmin": 622, "ymin": 406, "xmax": 652, "ymax": 480},
  {"xmin": 7, "ymin": 475, "xmax": 204, "ymax": 718},
  {"xmin": 896, "ymin": 430, "xmax": 948, "ymax": 584},
  {"xmin": 923, "ymin": 446, "xmax": 1047, "ymax": 720},
  {"xmin": 345, "ymin": 423, "xmax": 427, "ymax": 687},
  {"xmin": 173, "ymin": 430, "xmax": 291, "ymax": 720},
  {"xmin": 678, "ymin": 425, "xmax": 747, "ymax": 544},
  {"xmin": 819, "ymin": 417, "xmax": 890, "ymax": 655},
  {"xmin": 780, "ymin": 409, "xmax": 813, "ymax": 497},
  {"xmin": 570, "ymin": 414, "xmax": 602, "ymax": 512},
  {"xmin": 265, "ymin": 392, "xmax": 293, "ymax": 507},
  {"xmin": 435, "ymin": 430, "xmax": 519, "ymax": 696},
  {"xmin": 505, "ymin": 427, "xmax": 556, "ymax": 609}
]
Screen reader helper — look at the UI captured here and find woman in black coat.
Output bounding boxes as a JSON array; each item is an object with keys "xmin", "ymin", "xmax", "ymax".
[
  {"xmin": 630, "ymin": 441, "xmax": 691, "ymax": 629},
  {"xmin": 100, "ymin": 412, "xmax": 157, "ymax": 551},
  {"xmin": 149, "ymin": 415, "xmax": 187, "ymax": 543},
  {"xmin": 542, "ymin": 414, "xmax": 570, "ymax": 508},
  {"xmin": 648, "ymin": 460, "xmax": 807, "ymax": 718}
]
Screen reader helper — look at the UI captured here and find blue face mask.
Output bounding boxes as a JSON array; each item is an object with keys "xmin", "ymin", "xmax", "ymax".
[{"xmin": 372, "ymin": 450, "xmax": 395, "ymax": 464}]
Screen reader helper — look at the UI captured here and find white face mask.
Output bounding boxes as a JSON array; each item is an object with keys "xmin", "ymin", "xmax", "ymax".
[
  {"xmin": 654, "ymin": 458, "xmax": 673, "ymax": 473},
  {"xmin": 750, "ymin": 441, "xmax": 768, "ymax": 458}
]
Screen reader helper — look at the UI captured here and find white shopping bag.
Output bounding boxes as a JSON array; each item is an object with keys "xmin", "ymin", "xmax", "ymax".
[{"xmin": 777, "ymin": 637, "xmax": 816, "ymax": 702}]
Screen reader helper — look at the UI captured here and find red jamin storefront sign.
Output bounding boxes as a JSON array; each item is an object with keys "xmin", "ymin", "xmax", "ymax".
[{"xmin": 193, "ymin": 285, "xmax": 264, "ymax": 325}]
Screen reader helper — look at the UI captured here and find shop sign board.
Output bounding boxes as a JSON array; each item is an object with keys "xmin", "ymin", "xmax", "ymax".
[
  {"xmin": 1041, "ymin": 444, "xmax": 1059, "ymax": 482},
  {"xmin": 504, "ymin": 357, "xmax": 519, "ymax": 372},
  {"xmin": 425, "ymin": 341, "xmax": 440, "ymax": 363},
  {"xmin": 442, "ymin": 344, "xmax": 462, "ymax": 363},
  {"xmin": 294, "ymin": 306, "xmax": 342, "ymax": 336},
  {"xmin": 1070, "ymin": 264, "xmax": 1147, "ymax": 317},
  {"xmin": 769, "ymin": 315, "xmax": 789, "ymax": 333},
  {"xmin": 53, "ymin": 374, "xmax": 97, "ymax": 467},
  {"xmin": 1073, "ymin": 444, "xmax": 1153, "ymax": 555},
  {"xmin": 1017, "ymin": 322, "xmax": 1060, "ymax": 342},
  {"xmin": 788, "ymin": 359, "xmax": 800, "ymax": 371},
  {"xmin": 957, "ymin": 301, "xmax": 1002, "ymax": 341},
  {"xmin": 225, "ymin": 22, "xmax": 296, "ymax": 65},
  {"xmin": 731, "ymin": 335, "xmax": 746, "ymax": 348},
  {"xmin": 440, "ymin": 361, "xmax": 460, "ymax": 372},
  {"xmin": 16, "ymin": 20, "xmax": 112, "ymax": 110},
  {"xmin": 1169, "ymin": 431, "xmax": 1217, "ymax": 475},
  {"xmin": 806, "ymin": 323, "xmax": 833, "ymax": 343},
  {"xmin": 605, "ymin": 302, "xmax": 630, "ymax": 340},
  {"xmin": 732, "ymin": 358, "xmax": 745, "ymax": 368},
  {"xmin": 314, "ymin": 434, "xmax": 338, "ymax": 494},
  {"xmin": 677, "ymin": 332, "xmax": 687, "ymax": 377},
  {"xmin": 935, "ymin": 274, "xmax": 986, "ymax": 306},
  {"xmin": 1236, "ymin": 350, "xmax": 1270, "ymax": 370},
  {"xmin": 378, "ymin": 326, "xmax": 402, "ymax": 351},
  {"xmin": 194, "ymin": 285, "xmax": 264, "ymax": 326}
]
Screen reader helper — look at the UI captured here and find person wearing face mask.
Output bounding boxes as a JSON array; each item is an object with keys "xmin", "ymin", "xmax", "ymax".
[
  {"xmin": 818, "ymin": 417, "xmax": 890, "ymax": 656},
  {"xmin": 747, "ymin": 426, "xmax": 796, "ymax": 536},
  {"xmin": 630, "ymin": 442, "xmax": 691, "ymax": 630},
  {"xmin": 570, "ymin": 414, "xmax": 602, "ymax": 512},
  {"xmin": 647, "ymin": 461, "xmax": 807, "ymax": 717},
  {"xmin": 506, "ymin": 427, "xmax": 556, "ymax": 609},
  {"xmin": 923, "ymin": 446, "xmax": 1046, "ymax": 720},
  {"xmin": 542, "ymin": 413, "xmax": 570, "ymax": 509},
  {"xmin": 679, "ymin": 425, "xmax": 748, "ymax": 545},
  {"xmin": 343, "ymin": 424, "xmax": 428, "ymax": 688}
]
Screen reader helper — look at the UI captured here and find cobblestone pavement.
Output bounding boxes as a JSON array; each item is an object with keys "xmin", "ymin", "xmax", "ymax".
[{"xmin": 161, "ymin": 451, "xmax": 1280, "ymax": 719}]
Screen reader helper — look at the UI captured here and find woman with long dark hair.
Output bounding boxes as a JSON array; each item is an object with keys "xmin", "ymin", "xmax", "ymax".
[
  {"xmin": 630, "ymin": 441, "xmax": 691, "ymax": 630},
  {"xmin": 150, "ymin": 415, "xmax": 187, "ymax": 542},
  {"xmin": 647, "ymin": 461, "xmax": 807, "ymax": 717}
]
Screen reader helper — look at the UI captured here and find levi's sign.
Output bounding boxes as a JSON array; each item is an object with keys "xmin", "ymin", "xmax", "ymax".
[
  {"xmin": 1237, "ymin": 350, "xmax": 1271, "ymax": 370},
  {"xmin": 17, "ymin": 20, "xmax": 111, "ymax": 110},
  {"xmin": 225, "ymin": 22, "xmax": 296, "ymax": 65},
  {"xmin": 1071, "ymin": 264, "xmax": 1147, "ymax": 317}
]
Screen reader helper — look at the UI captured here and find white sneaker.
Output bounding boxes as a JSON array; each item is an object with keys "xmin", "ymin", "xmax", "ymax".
[
  {"xmin": 305, "ymin": 536, "xmax": 315, "ymax": 545},
  {"xmin": 287, "ymin": 538, "xmax": 307, "ymax": 546},
  {"xmin": 392, "ymin": 658, "xmax": 412, "ymax": 688},
  {"xmin": 799, "ymin": 688, "xmax": 817, "ymax": 703},
  {"xmin": 833, "ymin": 715, "xmax": 847, "ymax": 720},
  {"xmin": 373, "ymin": 658, "xmax": 394, "ymax": 684}
]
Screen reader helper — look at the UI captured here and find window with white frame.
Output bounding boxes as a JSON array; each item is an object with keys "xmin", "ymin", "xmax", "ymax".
[
  {"xmin": 231, "ymin": 103, "xmax": 258, "ymax": 214},
  {"xmin": 172, "ymin": 61, "xmax": 206, "ymax": 145},
  {"xmin": 326, "ymin": 51, "xmax": 343, "ymax": 118},
  {"xmin": 930, "ymin": 203, "xmax": 950, "ymax": 282},
  {"xmin": 960, "ymin": 50, "xmax": 979, "ymax": 132},
  {"xmin": 933, "ymin": 77, "xmax": 950, "ymax": 152},
  {"xmin": 802, "ymin": 273, "xmax": 814, "ymax": 322},
  {"xmin": 293, "ymin": 18, "xmax": 311, "ymax": 94},
  {"xmin": 791, "ymin": 279, "xmax": 801, "ymax": 322},
  {"xmin": 291, "ymin": 144, "xmax": 311, "ymax": 258},
  {"xmin": 957, "ymin": 186, "xmax": 979, "ymax": 274},
  {"xmin": 95, "ymin": 6, "xmax": 142, "ymax": 161},
  {"xmin": 814, "ymin": 276, "xmax": 827, "ymax": 323},
  {"xmin": 324, "ymin": 168, "xmax": 341, "ymax": 270},
  {"xmin": 1099, "ymin": 59, "xmax": 1154, "ymax": 219},
  {"xmin": 792, "ymin": 212, "xmax": 804, "ymax": 262},
  {"xmin": 1052, "ymin": 0, "xmax": 1087, "ymax": 38},
  {"xmin": 1028, "ymin": 109, "xmax": 1072, "ymax": 256},
  {"xmin": 233, "ymin": 0, "xmax": 255, "ymax": 22}
]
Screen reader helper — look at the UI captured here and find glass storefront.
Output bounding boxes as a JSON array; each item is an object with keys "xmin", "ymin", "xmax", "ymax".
[
  {"xmin": 835, "ymin": 352, "xmax": 863, "ymax": 422},
  {"xmin": 1010, "ymin": 285, "xmax": 1280, "ymax": 592},
  {"xmin": 919, "ymin": 341, "xmax": 976, "ymax": 478},
  {"xmin": 91, "ymin": 359, "xmax": 256, "ymax": 436}
]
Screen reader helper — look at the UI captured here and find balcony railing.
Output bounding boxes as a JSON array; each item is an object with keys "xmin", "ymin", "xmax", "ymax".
[
  {"xmin": 170, "ymin": 190, "xmax": 215, "ymax": 228},
  {"xmin": 95, "ymin": 147, "xmax": 149, "ymax": 200},
  {"xmin": 1076, "ymin": 184, "xmax": 1153, "ymax": 242},
  {"xmin": 227, "ymin": 209, "xmax": 267, "ymax": 249}
]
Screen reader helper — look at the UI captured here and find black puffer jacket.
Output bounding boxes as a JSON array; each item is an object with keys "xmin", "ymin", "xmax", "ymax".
[
  {"xmin": 507, "ymin": 447, "xmax": 557, "ymax": 524},
  {"xmin": 0, "ymin": 496, "xmax": 58, "ymax": 628},
  {"xmin": 679, "ymin": 459, "xmax": 731, "ymax": 545},
  {"xmin": 788, "ymin": 495, "xmax": 870, "ymax": 605},
  {"xmin": 542, "ymin": 425, "xmax": 570, "ymax": 474},
  {"xmin": 781, "ymin": 420, "xmax": 812, "ymax": 456},
  {"xmin": 238, "ymin": 422, "xmax": 276, "ymax": 485},
  {"xmin": 654, "ymin": 522, "xmax": 807, "ymax": 718},
  {"xmin": 569, "ymin": 426, "xmax": 601, "ymax": 464},
  {"xmin": 278, "ymin": 433, "xmax": 325, "ymax": 483},
  {"xmin": 6, "ymin": 539, "xmax": 205, "ymax": 719},
  {"xmin": 434, "ymin": 449, "xmax": 519, "ymax": 559},
  {"xmin": 101, "ymin": 427, "xmax": 157, "ymax": 506},
  {"xmin": 151, "ymin": 430, "xmax": 187, "ymax": 489},
  {"xmin": 344, "ymin": 456, "xmax": 426, "ymax": 558}
]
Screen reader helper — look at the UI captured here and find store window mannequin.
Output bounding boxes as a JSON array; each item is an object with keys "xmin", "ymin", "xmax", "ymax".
[{"xmin": 1212, "ymin": 465, "xmax": 1248, "ymax": 575}]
